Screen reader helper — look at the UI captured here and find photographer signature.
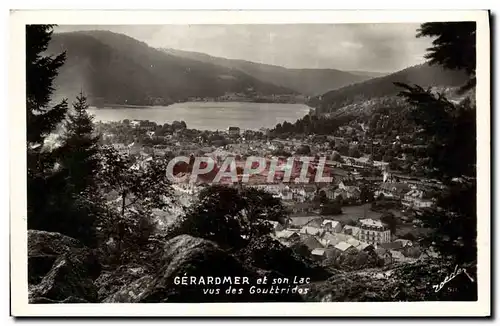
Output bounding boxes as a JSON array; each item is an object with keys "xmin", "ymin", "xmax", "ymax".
[{"xmin": 433, "ymin": 265, "xmax": 475, "ymax": 293}]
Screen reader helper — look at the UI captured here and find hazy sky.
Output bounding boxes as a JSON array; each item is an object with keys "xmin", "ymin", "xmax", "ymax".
[{"xmin": 55, "ymin": 24, "xmax": 434, "ymax": 73}]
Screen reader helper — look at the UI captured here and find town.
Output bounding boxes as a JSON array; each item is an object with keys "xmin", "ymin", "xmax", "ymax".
[{"xmin": 94, "ymin": 117, "xmax": 446, "ymax": 269}]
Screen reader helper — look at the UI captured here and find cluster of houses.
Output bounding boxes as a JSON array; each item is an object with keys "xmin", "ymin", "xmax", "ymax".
[
  {"xmin": 271, "ymin": 217, "xmax": 425, "ymax": 266},
  {"xmin": 375, "ymin": 172, "xmax": 436, "ymax": 210}
]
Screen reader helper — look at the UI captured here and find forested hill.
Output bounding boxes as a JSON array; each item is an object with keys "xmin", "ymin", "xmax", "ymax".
[
  {"xmin": 47, "ymin": 31, "xmax": 298, "ymax": 106},
  {"xmin": 162, "ymin": 48, "xmax": 382, "ymax": 96},
  {"xmin": 308, "ymin": 63, "xmax": 469, "ymax": 115}
]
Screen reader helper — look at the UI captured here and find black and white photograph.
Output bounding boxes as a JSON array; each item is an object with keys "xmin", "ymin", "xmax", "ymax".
[{"xmin": 9, "ymin": 10, "xmax": 490, "ymax": 317}]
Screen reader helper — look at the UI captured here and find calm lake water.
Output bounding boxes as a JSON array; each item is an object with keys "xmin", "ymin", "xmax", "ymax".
[{"xmin": 88, "ymin": 102, "xmax": 312, "ymax": 131}]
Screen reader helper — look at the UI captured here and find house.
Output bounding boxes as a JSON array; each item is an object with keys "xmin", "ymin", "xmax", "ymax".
[
  {"xmin": 291, "ymin": 202, "xmax": 315, "ymax": 215},
  {"xmin": 302, "ymin": 185, "xmax": 318, "ymax": 201},
  {"xmin": 317, "ymin": 238, "xmax": 330, "ymax": 247},
  {"xmin": 311, "ymin": 248, "xmax": 326, "ymax": 260},
  {"xmin": 346, "ymin": 237, "xmax": 361, "ymax": 248},
  {"xmin": 292, "ymin": 188, "xmax": 308, "ymax": 202},
  {"xmin": 323, "ymin": 232, "xmax": 352, "ymax": 243},
  {"xmin": 334, "ymin": 187, "xmax": 361, "ymax": 201},
  {"xmin": 343, "ymin": 237, "xmax": 373, "ymax": 252},
  {"xmin": 321, "ymin": 219, "xmax": 342, "ymax": 233},
  {"xmin": 359, "ymin": 218, "xmax": 391, "ymax": 244},
  {"xmin": 356, "ymin": 242, "xmax": 374, "ymax": 252},
  {"xmin": 278, "ymin": 188, "xmax": 294, "ymax": 201},
  {"xmin": 228, "ymin": 126, "xmax": 240, "ymax": 136},
  {"xmin": 375, "ymin": 182, "xmax": 411, "ymax": 200},
  {"xmin": 266, "ymin": 220, "xmax": 285, "ymax": 232},
  {"xmin": 288, "ymin": 215, "xmax": 318, "ymax": 228},
  {"xmin": 300, "ymin": 226, "xmax": 324, "ymax": 237},
  {"xmin": 394, "ymin": 239, "xmax": 413, "ymax": 247},
  {"xmin": 402, "ymin": 189, "xmax": 434, "ymax": 209},
  {"xmin": 390, "ymin": 250, "xmax": 406, "ymax": 262},
  {"xmin": 305, "ymin": 217, "xmax": 324, "ymax": 228},
  {"xmin": 319, "ymin": 187, "xmax": 336, "ymax": 200},
  {"xmin": 334, "ymin": 241, "xmax": 355, "ymax": 253},
  {"xmin": 338, "ymin": 178, "xmax": 357, "ymax": 190},
  {"xmin": 138, "ymin": 120, "xmax": 157, "ymax": 131},
  {"xmin": 301, "ymin": 235, "xmax": 324, "ymax": 251},
  {"xmin": 275, "ymin": 230, "xmax": 300, "ymax": 242},
  {"xmin": 321, "ymin": 232, "xmax": 343, "ymax": 247},
  {"xmin": 374, "ymin": 248, "xmax": 393, "ymax": 265},
  {"xmin": 342, "ymin": 225, "xmax": 361, "ymax": 238}
]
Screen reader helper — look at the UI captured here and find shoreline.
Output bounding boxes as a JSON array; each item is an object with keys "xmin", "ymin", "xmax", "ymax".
[
  {"xmin": 91, "ymin": 99, "xmax": 307, "ymax": 110},
  {"xmin": 88, "ymin": 101, "xmax": 312, "ymax": 131}
]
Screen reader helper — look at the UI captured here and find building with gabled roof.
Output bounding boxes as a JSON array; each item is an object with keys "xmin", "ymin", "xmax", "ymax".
[
  {"xmin": 300, "ymin": 226, "xmax": 324, "ymax": 237},
  {"xmin": 342, "ymin": 225, "xmax": 361, "ymax": 237},
  {"xmin": 334, "ymin": 241, "xmax": 354, "ymax": 252},
  {"xmin": 321, "ymin": 219, "xmax": 342, "ymax": 233},
  {"xmin": 301, "ymin": 235, "xmax": 324, "ymax": 251}
]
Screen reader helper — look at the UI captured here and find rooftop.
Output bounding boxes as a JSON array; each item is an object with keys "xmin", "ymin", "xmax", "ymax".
[
  {"xmin": 300, "ymin": 226, "xmax": 323, "ymax": 236},
  {"xmin": 275, "ymin": 230, "xmax": 299, "ymax": 239},
  {"xmin": 334, "ymin": 241, "xmax": 354, "ymax": 252},
  {"xmin": 322, "ymin": 219, "xmax": 340, "ymax": 227},
  {"xmin": 311, "ymin": 248, "xmax": 326, "ymax": 256},
  {"xmin": 359, "ymin": 218, "xmax": 385, "ymax": 228}
]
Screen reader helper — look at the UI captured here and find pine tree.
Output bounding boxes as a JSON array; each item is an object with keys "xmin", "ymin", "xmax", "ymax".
[
  {"xmin": 59, "ymin": 92, "xmax": 101, "ymax": 194},
  {"xmin": 26, "ymin": 25, "xmax": 68, "ymax": 146},
  {"xmin": 26, "ymin": 25, "xmax": 69, "ymax": 231},
  {"xmin": 389, "ymin": 23, "xmax": 478, "ymax": 300},
  {"xmin": 417, "ymin": 22, "xmax": 476, "ymax": 93},
  {"xmin": 396, "ymin": 21, "xmax": 477, "ymax": 265}
]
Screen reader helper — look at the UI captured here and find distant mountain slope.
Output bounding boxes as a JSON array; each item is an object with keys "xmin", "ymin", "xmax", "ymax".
[
  {"xmin": 309, "ymin": 63, "xmax": 469, "ymax": 114},
  {"xmin": 47, "ymin": 31, "xmax": 297, "ymax": 106},
  {"xmin": 161, "ymin": 48, "xmax": 378, "ymax": 96},
  {"xmin": 347, "ymin": 70, "xmax": 388, "ymax": 79}
]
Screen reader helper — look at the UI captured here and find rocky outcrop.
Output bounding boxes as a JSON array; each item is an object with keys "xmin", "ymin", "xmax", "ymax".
[
  {"xmin": 94, "ymin": 264, "xmax": 148, "ymax": 301},
  {"xmin": 29, "ymin": 252, "xmax": 99, "ymax": 303},
  {"xmin": 28, "ymin": 230, "xmax": 85, "ymax": 284},
  {"xmin": 103, "ymin": 275, "xmax": 154, "ymax": 303},
  {"xmin": 302, "ymin": 259, "xmax": 478, "ymax": 302},
  {"xmin": 104, "ymin": 235, "xmax": 302, "ymax": 303},
  {"xmin": 27, "ymin": 230, "xmax": 102, "ymax": 303}
]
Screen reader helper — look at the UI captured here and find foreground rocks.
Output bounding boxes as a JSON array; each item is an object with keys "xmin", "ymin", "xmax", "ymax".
[
  {"xmin": 29, "ymin": 253, "xmax": 99, "ymax": 303},
  {"xmin": 104, "ymin": 235, "xmax": 302, "ymax": 303},
  {"xmin": 301, "ymin": 259, "xmax": 478, "ymax": 302},
  {"xmin": 28, "ymin": 230, "xmax": 85, "ymax": 284},
  {"xmin": 28, "ymin": 230, "xmax": 101, "ymax": 303},
  {"xmin": 103, "ymin": 275, "xmax": 154, "ymax": 303},
  {"xmin": 95, "ymin": 264, "xmax": 148, "ymax": 301}
]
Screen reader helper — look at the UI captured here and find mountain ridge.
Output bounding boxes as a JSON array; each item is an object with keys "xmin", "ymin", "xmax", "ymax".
[
  {"xmin": 308, "ymin": 63, "xmax": 469, "ymax": 115},
  {"xmin": 47, "ymin": 30, "xmax": 300, "ymax": 106},
  {"xmin": 161, "ymin": 48, "xmax": 381, "ymax": 96}
]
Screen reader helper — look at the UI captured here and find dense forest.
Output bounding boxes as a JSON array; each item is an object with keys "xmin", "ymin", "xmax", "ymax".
[{"xmin": 308, "ymin": 62, "xmax": 468, "ymax": 114}]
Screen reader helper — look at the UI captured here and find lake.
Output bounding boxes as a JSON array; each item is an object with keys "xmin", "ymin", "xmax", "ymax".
[{"xmin": 88, "ymin": 102, "xmax": 312, "ymax": 131}]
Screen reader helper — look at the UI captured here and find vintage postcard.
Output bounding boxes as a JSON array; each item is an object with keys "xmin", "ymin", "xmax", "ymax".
[{"xmin": 10, "ymin": 10, "xmax": 490, "ymax": 317}]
